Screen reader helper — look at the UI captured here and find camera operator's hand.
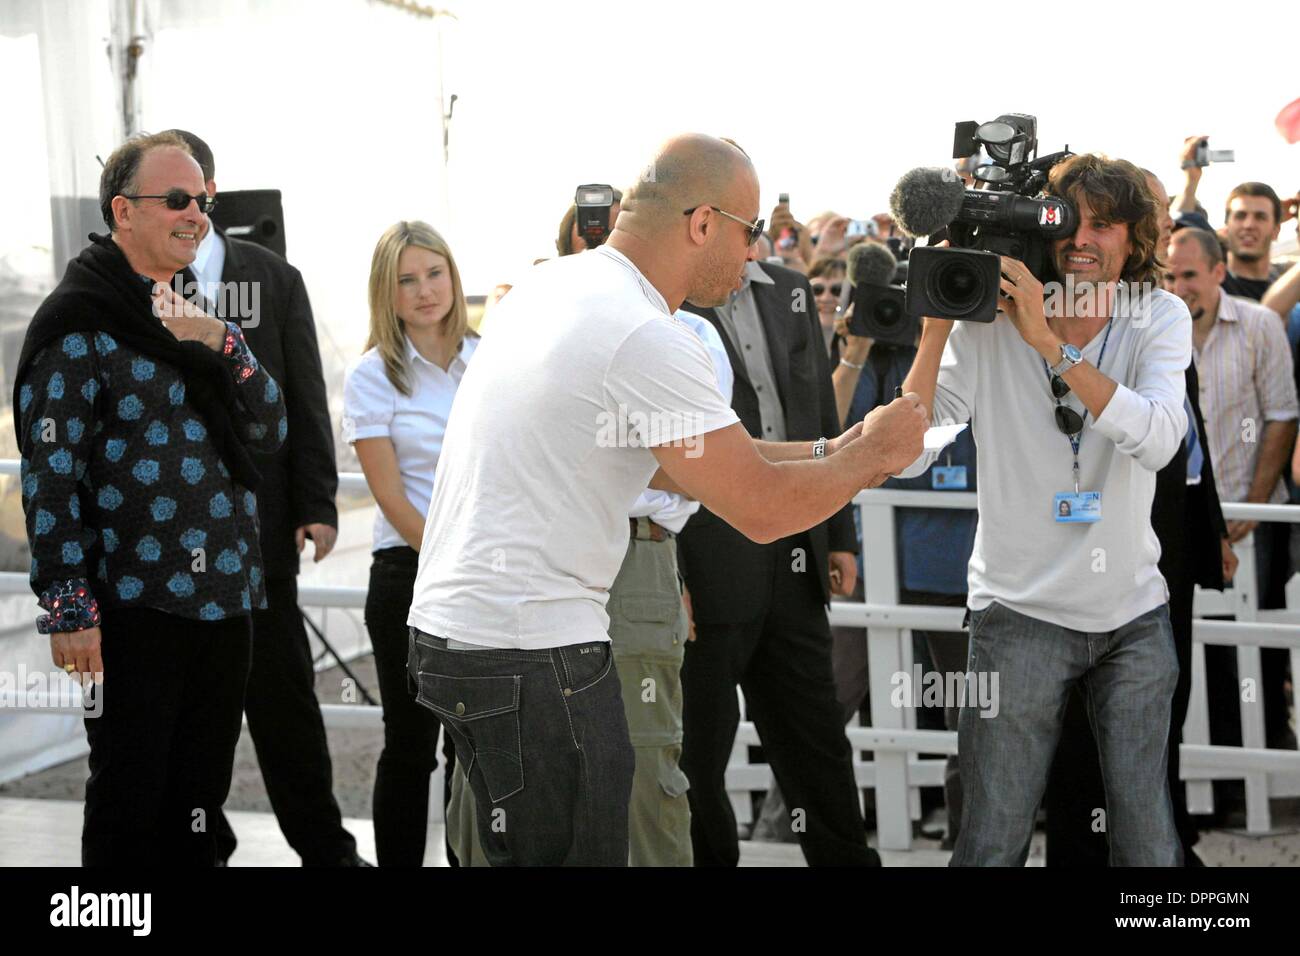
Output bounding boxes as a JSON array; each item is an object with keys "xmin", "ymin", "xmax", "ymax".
[
  {"xmin": 1179, "ymin": 135, "xmax": 1207, "ymax": 181},
  {"xmin": 859, "ymin": 391, "xmax": 928, "ymax": 480},
  {"xmin": 835, "ymin": 307, "xmax": 873, "ymax": 366},
  {"xmin": 997, "ymin": 255, "xmax": 1051, "ymax": 350}
]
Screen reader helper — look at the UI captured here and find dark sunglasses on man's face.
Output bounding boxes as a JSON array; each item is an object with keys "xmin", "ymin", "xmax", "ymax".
[
  {"xmin": 121, "ymin": 188, "xmax": 217, "ymax": 215},
  {"xmin": 812, "ymin": 282, "xmax": 843, "ymax": 298}
]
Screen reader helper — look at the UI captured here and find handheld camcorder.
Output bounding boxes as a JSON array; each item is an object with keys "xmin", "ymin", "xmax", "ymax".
[{"xmin": 890, "ymin": 113, "xmax": 1077, "ymax": 323}]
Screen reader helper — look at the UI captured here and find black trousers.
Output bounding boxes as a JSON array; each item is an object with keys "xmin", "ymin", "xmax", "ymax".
[
  {"xmin": 680, "ymin": 534, "xmax": 875, "ymax": 866},
  {"xmin": 214, "ymin": 576, "xmax": 356, "ymax": 865},
  {"xmin": 82, "ymin": 605, "xmax": 251, "ymax": 866},
  {"xmin": 365, "ymin": 547, "xmax": 457, "ymax": 866}
]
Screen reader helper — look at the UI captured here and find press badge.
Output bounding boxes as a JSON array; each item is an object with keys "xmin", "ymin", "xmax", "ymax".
[
  {"xmin": 932, "ymin": 465, "xmax": 968, "ymax": 489},
  {"xmin": 1054, "ymin": 491, "xmax": 1101, "ymax": 523}
]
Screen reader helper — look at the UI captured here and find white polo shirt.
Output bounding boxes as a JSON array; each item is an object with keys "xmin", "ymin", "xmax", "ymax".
[
  {"xmin": 407, "ymin": 246, "xmax": 740, "ymax": 649},
  {"xmin": 899, "ymin": 287, "xmax": 1192, "ymax": 633},
  {"xmin": 342, "ymin": 334, "xmax": 479, "ymax": 552}
]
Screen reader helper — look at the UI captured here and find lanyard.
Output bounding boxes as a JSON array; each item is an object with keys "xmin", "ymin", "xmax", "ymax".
[{"xmin": 1042, "ymin": 316, "xmax": 1114, "ymax": 492}]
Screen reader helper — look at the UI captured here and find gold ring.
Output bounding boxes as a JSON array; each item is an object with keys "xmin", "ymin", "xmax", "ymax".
[{"xmin": 63, "ymin": 663, "xmax": 76, "ymax": 673}]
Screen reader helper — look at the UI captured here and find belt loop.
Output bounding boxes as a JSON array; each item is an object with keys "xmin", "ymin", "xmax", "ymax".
[{"xmin": 634, "ymin": 516, "xmax": 652, "ymax": 541}]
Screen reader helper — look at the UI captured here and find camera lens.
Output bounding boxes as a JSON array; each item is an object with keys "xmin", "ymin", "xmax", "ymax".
[
  {"xmin": 929, "ymin": 258, "xmax": 986, "ymax": 317},
  {"xmin": 872, "ymin": 297, "xmax": 902, "ymax": 329}
]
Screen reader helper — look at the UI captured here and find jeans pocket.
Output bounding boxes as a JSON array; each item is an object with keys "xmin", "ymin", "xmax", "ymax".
[
  {"xmin": 556, "ymin": 641, "xmax": 615, "ymax": 696},
  {"xmin": 966, "ymin": 601, "xmax": 1002, "ymax": 643},
  {"xmin": 414, "ymin": 669, "xmax": 524, "ymax": 802}
]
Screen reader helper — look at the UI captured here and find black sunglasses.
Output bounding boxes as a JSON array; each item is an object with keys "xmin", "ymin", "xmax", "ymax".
[
  {"xmin": 1050, "ymin": 374, "xmax": 1071, "ymax": 400},
  {"xmin": 121, "ymin": 188, "xmax": 217, "ymax": 215},
  {"xmin": 682, "ymin": 206, "xmax": 766, "ymax": 245},
  {"xmin": 812, "ymin": 282, "xmax": 844, "ymax": 297},
  {"xmin": 1055, "ymin": 404, "xmax": 1085, "ymax": 436}
]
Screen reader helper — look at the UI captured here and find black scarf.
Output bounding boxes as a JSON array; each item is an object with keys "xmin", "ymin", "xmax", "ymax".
[{"xmin": 12, "ymin": 234, "xmax": 261, "ymax": 490}]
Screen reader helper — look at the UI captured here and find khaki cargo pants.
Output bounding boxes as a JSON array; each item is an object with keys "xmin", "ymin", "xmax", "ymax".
[{"xmin": 447, "ymin": 520, "xmax": 692, "ymax": 866}]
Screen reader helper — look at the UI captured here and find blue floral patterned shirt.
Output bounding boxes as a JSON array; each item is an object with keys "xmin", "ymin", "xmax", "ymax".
[{"xmin": 19, "ymin": 320, "xmax": 286, "ymax": 626}]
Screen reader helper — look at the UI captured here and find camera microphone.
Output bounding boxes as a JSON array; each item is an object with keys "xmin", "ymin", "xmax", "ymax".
[
  {"xmin": 846, "ymin": 241, "xmax": 898, "ymax": 287},
  {"xmin": 888, "ymin": 167, "xmax": 967, "ymax": 238}
]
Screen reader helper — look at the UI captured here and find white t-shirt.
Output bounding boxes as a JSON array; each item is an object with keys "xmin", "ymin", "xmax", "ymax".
[
  {"xmin": 628, "ymin": 310, "xmax": 735, "ymax": 534},
  {"xmin": 342, "ymin": 334, "xmax": 478, "ymax": 552},
  {"xmin": 898, "ymin": 287, "xmax": 1191, "ymax": 633},
  {"xmin": 407, "ymin": 246, "xmax": 740, "ymax": 649}
]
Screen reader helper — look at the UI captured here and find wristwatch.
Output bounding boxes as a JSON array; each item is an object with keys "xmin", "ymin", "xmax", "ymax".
[{"xmin": 1049, "ymin": 342, "xmax": 1084, "ymax": 378}]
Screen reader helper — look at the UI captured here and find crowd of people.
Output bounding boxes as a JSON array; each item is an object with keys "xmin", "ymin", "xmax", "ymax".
[{"xmin": 12, "ymin": 125, "xmax": 1300, "ymax": 867}]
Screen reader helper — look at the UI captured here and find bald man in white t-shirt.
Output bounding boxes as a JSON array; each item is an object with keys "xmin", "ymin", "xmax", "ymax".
[{"xmin": 406, "ymin": 134, "xmax": 926, "ymax": 866}]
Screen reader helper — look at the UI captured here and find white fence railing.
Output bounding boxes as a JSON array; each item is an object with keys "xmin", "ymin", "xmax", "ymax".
[{"xmin": 3, "ymin": 464, "xmax": 1299, "ymax": 851}]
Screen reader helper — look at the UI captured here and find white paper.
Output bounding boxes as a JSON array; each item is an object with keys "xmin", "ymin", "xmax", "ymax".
[{"xmin": 923, "ymin": 423, "xmax": 968, "ymax": 453}]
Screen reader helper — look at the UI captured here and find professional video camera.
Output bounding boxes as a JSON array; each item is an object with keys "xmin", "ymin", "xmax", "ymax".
[
  {"xmin": 840, "ymin": 241, "xmax": 914, "ymax": 348},
  {"xmin": 889, "ymin": 114, "xmax": 1076, "ymax": 323}
]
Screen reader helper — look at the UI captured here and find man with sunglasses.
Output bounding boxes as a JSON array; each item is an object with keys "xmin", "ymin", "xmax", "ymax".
[
  {"xmin": 159, "ymin": 130, "xmax": 365, "ymax": 867},
  {"xmin": 13, "ymin": 131, "xmax": 286, "ymax": 864},
  {"xmin": 406, "ymin": 133, "xmax": 926, "ymax": 865},
  {"xmin": 900, "ymin": 154, "xmax": 1192, "ymax": 866}
]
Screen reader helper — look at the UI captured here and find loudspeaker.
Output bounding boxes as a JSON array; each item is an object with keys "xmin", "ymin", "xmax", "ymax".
[{"xmin": 210, "ymin": 189, "xmax": 286, "ymax": 258}]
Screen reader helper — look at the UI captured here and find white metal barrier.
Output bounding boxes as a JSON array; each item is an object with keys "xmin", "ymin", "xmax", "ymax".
[{"xmin": 3, "ymin": 463, "xmax": 1300, "ymax": 852}]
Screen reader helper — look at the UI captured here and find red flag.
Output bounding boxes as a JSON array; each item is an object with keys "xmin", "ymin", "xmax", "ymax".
[{"xmin": 1276, "ymin": 97, "xmax": 1300, "ymax": 144}]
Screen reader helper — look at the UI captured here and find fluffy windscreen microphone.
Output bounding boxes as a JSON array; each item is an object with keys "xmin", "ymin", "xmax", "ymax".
[
  {"xmin": 888, "ymin": 167, "xmax": 967, "ymax": 238},
  {"xmin": 846, "ymin": 240, "xmax": 898, "ymax": 287}
]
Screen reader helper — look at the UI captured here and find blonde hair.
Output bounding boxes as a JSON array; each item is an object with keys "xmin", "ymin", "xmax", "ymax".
[{"xmin": 366, "ymin": 220, "xmax": 472, "ymax": 396}]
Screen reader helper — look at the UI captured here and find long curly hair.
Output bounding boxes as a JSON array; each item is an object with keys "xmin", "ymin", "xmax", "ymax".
[{"xmin": 1045, "ymin": 154, "xmax": 1162, "ymax": 287}]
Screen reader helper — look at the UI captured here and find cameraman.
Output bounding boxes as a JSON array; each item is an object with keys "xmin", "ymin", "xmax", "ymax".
[{"xmin": 900, "ymin": 154, "xmax": 1191, "ymax": 866}]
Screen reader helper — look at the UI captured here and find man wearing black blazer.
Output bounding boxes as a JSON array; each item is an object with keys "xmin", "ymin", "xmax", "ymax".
[
  {"xmin": 678, "ymin": 253, "xmax": 874, "ymax": 866},
  {"xmin": 168, "ymin": 131, "xmax": 363, "ymax": 866}
]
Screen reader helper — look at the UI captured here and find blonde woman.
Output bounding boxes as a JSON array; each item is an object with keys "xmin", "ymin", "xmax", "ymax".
[{"xmin": 342, "ymin": 221, "xmax": 477, "ymax": 866}]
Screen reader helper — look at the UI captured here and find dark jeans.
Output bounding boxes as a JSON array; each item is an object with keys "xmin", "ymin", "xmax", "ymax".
[
  {"xmin": 409, "ymin": 631, "xmax": 635, "ymax": 866},
  {"xmin": 681, "ymin": 534, "xmax": 875, "ymax": 867},
  {"xmin": 82, "ymin": 605, "xmax": 251, "ymax": 866},
  {"xmin": 365, "ymin": 547, "xmax": 457, "ymax": 866},
  {"xmin": 1046, "ymin": 558, "xmax": 1200, "ymax": 865},
  {"xmin": 214, "ymin": 575, "xmax": 356, "ymax": 865},
  {"xmin": 953, "ymin": 602, "xmax": 1180, "ymax": 866}
]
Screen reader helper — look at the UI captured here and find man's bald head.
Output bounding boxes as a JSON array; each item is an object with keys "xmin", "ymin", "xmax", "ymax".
[{"xmin": 618, "ymin": 133, "xmax": 757, "ymax": 236}]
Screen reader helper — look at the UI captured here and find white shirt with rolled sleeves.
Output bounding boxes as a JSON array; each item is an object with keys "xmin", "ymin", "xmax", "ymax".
[
  {"xmin": 406, "ymin": 246, "xmax": 740, "ymax": 650},
  {"xmin": 628, "ymin": 311, "xmax": 735, "ymax": 533},
  {"xmin": 897, "ymin": 287, "xmax": 1192, "ymax": 633}
]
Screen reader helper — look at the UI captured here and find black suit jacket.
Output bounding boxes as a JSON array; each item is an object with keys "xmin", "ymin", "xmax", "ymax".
[
  {"xmin": 1151, "ymin": 360, "xmax": 1228, "ymax": 592},
  {"xmin": 184, "ymin": 231, "xmax": 337, "ymax": 577},
  {"xmin": 677, "ymin": 261, "xmax": 857, "ymax": 616}
]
